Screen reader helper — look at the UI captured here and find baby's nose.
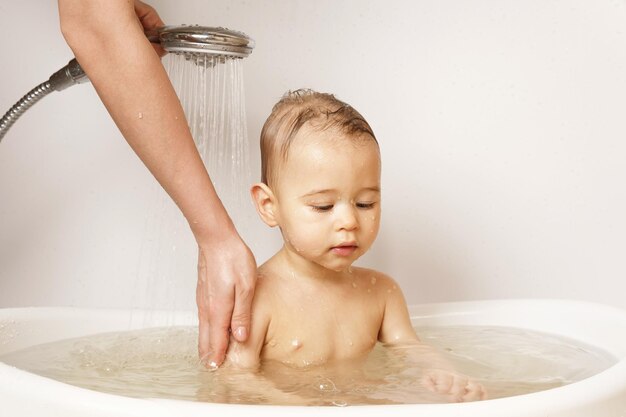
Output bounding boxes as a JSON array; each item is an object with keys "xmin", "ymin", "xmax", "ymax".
[{"xmin": 335, "ymin": 204, "xmax": 358, "ymax": 231}]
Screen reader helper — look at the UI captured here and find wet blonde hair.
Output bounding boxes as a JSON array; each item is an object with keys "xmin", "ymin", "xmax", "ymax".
[{"xmin": 260, "ymin": 89, "xmax": 378, "ymax": 187}]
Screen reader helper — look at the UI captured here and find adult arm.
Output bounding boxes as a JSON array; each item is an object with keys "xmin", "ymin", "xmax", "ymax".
[{"xmin": 58, "ymin": 0, "xmax": 256, "ymax": 366}]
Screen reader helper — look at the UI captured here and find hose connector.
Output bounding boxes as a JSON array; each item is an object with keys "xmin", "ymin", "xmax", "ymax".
[{"xmin": 48, "ymin": 58, "xmax": 90, "ymax": 92}]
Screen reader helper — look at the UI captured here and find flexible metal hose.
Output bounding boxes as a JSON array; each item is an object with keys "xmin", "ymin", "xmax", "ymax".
[
  {"xmin": 0, "ymin": 81, "xmax": 53, "ymax": 143},
  {"xmin": 0, "ymin": 58, "xmax": 88, "ymax": 143}
]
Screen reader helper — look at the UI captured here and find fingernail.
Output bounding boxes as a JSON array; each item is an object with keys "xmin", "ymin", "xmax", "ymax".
[
  {"xmin": 201, "ymin": 358, "xmax": 219, "ymax": 371},
  {"xmin": 234, "ymin": 326, "xmax": 247, "ymax": 341},
  {"xmin": 199, "ymin": 353, "xmax": 220, "ymax": 371}
]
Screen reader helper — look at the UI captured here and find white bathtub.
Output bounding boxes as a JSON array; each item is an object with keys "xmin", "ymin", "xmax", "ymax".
[{"xmin": 1, "ymin": 299, "xmax": 625, "ymax": 417}]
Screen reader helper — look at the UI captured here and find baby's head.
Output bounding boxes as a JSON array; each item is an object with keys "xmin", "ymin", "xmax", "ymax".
[
  {"xmin": 252, "ymin": 89, "xmax": 381, "ymax": 273},
  {"xmin": 259, "ymin": 89, "xmax": 378, "ymax": 189}
]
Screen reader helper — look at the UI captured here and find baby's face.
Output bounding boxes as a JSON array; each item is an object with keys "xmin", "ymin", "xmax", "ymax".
[{"xmin": 273, "ymin": 127, "xmax": 381, "ymax": 272}]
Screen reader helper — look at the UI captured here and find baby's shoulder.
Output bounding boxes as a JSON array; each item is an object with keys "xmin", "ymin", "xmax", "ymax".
[
  {"xmin": 351, "ymin": 267, "xmax": 399, "ymax": 290},
  {"xmin": 253, "ymin": 263, "xmax": 294, "ymax": 312},
  {"xmin": 253, "ymin": 266, "xmax": 280, "ymax": 305}
]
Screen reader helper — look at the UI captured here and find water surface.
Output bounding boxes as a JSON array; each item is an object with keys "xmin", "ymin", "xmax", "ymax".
[{"xmin": 0, "ymin": 325, "xmax": 615, "ymax": 405}]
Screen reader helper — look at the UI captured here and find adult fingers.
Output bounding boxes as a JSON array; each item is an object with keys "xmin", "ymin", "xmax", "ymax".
[
  {"xmin": 205, "ymin": 295, "xmax": 234, "ymax": 367},
  {"xmin": 197, "ymin": 286, "xmax": 234, "ymax": 367},
  {"xmin": 196, "ymin": 248, "xmax": 233, "ymax": 367},
  {"xmin": 133, "ymin": 0, "xmax": 166, "ymax": 57},
  {"xmin": 134, "ymin": 0, "xmax": 164, "ymax": 28},
  {"xmin": 230, "ymin": 278, "xmax": 255, "ymax": 342},
  {"xmin": 198, "ymin": 313, "xmax": 211, "ymax": 361},
  {"xmin": 196, "ymin": 248, "xmax": 210, "ymax": 360},
  {"xmin": 196, "ymin": 250, "xmax": 235, "ymax": 368}
]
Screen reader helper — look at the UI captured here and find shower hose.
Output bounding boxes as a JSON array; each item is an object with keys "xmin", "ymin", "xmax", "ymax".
[{"xmin": 0, "ymin": 58, "xmax": 88, "ymax": 143}]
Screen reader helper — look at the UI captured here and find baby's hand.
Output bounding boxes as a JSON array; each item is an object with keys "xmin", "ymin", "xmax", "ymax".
[{"xmin": 421, "ymin": 369, "xmax": 487, "ymax": 402}]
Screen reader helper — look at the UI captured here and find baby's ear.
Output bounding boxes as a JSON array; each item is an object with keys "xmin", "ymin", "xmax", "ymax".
[{"xmin": 250, "ymin": 183, "xmax": 279, "ymax": 227}]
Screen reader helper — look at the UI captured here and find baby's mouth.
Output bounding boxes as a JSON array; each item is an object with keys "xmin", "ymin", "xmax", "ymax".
[{"xmin": 330, "ymin": 243, "xmax": 358, "ymax": 257}]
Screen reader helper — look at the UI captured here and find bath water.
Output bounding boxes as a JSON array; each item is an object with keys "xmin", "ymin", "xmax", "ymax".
[{"xmin": 0, "ymin": 325, "xmax": 615, "ymax": 406}]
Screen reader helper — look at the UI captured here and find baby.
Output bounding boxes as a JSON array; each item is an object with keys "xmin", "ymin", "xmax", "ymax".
[{"xmin": 226, "ymin": 89, "xmax": 486, "ymax": 403}]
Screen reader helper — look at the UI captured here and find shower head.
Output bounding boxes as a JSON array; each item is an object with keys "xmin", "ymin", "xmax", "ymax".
[{"xmin": 149, "ymin": 25, "xmax": 255, "ymax": 59}]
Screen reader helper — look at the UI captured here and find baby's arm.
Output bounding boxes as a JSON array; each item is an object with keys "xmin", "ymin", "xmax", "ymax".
[
  {"xmin": 377, "ymin": 274, "xmax": 420, "ymax": 345},
  {"xmin": 376, "ymin": 273, "xmax": 487, "ymax": 402}
]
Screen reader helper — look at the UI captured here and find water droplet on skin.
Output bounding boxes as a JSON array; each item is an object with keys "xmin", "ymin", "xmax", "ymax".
[
  {"xmin": 138, "ymin": 112, "xmax": 143, "ymax": 119},
  {"xmin": 352, "ymin": 282, "xmax": 357, "ymax": 288},
  {"xmin": 370, "ymin": 277, "xmax": 377, "ymax": 285},
  {"xmin": 348, "ymin": 340, "xmax": 353, "ymax": 346},
  {"xmin": 269, "ymin": 340, "xmax": 277, "ymax": 347},
  {"xmin": 332, "ymin": 400, "xmax": 348, "ymax": 407},
  {"xmin": 291, "ymin": 339, "xmax": 301, "ymax": 348},
  {"xmin": 392, "ymin": 285, "xmax": 397, "ymax": 290}
]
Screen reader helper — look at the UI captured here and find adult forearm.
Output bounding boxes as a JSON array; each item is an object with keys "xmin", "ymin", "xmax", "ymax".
[{"xmin": 58, "ymin": 0, "xmax": 232, "ymax": 240}]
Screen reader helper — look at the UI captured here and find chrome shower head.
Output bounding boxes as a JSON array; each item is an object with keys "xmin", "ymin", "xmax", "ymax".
[{"xmin": 150, "ymin": 25, "xmax": 255, "ymax": 59}]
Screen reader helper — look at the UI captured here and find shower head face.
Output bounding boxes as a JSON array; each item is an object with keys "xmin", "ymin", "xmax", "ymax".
[{"xmin": 154, "ymin": 26, "xmax": 255, "ymax": 59}]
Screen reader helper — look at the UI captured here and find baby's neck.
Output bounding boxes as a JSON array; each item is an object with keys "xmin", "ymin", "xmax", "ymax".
[{"xmin": 273, "ymin": 247, "xmax": 353, "ymax": 285}]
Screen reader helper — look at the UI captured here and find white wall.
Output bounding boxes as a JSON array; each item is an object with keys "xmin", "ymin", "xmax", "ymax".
[{"xmin": 1, "ymin": 1, "xmax": 625, "ymax": 310}]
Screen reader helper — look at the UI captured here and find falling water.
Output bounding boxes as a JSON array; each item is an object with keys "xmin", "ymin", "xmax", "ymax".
[
  {"xmin": 130, "ymin": 53, "xmax": 253, "ymax": 318},
  {"xmin": 166, "ymin": 53, "xmax": 252, "ymax": 213}
]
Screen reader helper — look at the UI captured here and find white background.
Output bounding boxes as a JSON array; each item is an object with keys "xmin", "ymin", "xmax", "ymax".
[{"xmin": 1, "ymin": 1, "xmax": 625, "ymax": 310}]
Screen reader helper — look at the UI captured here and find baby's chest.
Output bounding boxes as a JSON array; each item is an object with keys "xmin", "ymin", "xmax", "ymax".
[{"xmin": 261, "ymin": 304, "xmax": 382, "ymax": 366}]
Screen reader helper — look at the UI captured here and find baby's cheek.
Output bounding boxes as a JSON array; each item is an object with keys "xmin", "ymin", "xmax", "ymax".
[
  {"xmin": 285, "ymin": 228, "xmax": 324, "ymax": 255},
  {"xmin": 360, "ymin": 214, "xmax": 380, "ymax": 243}
]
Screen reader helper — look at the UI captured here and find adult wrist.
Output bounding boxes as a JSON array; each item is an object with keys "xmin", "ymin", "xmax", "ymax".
[{"xmin": 188, "ymin": 209, "xmax": 240, "ymax": 247}]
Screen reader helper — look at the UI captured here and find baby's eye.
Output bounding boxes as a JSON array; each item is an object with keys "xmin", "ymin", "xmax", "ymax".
[
  {"xmin": 311, "ymin": 204, "xmax": 334, "ymax": 212},
  {"xmin": 356, "ymin": 202, "xmax": 376, "ymax": 210}
]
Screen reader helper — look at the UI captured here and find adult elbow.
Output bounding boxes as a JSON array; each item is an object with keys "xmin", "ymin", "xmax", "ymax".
[{"xmin": 58, "ymin": 1, "xmax": 114, "ymax": 52}]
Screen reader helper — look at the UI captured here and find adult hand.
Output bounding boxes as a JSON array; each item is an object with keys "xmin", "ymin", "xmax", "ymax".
[
  {"xmin": 133, "ymin": 0, "xmax": 166, "ymax": 57},
  {"xmin": 196, "ymin": 231, "xmax": 257, "ymax": 367}
]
